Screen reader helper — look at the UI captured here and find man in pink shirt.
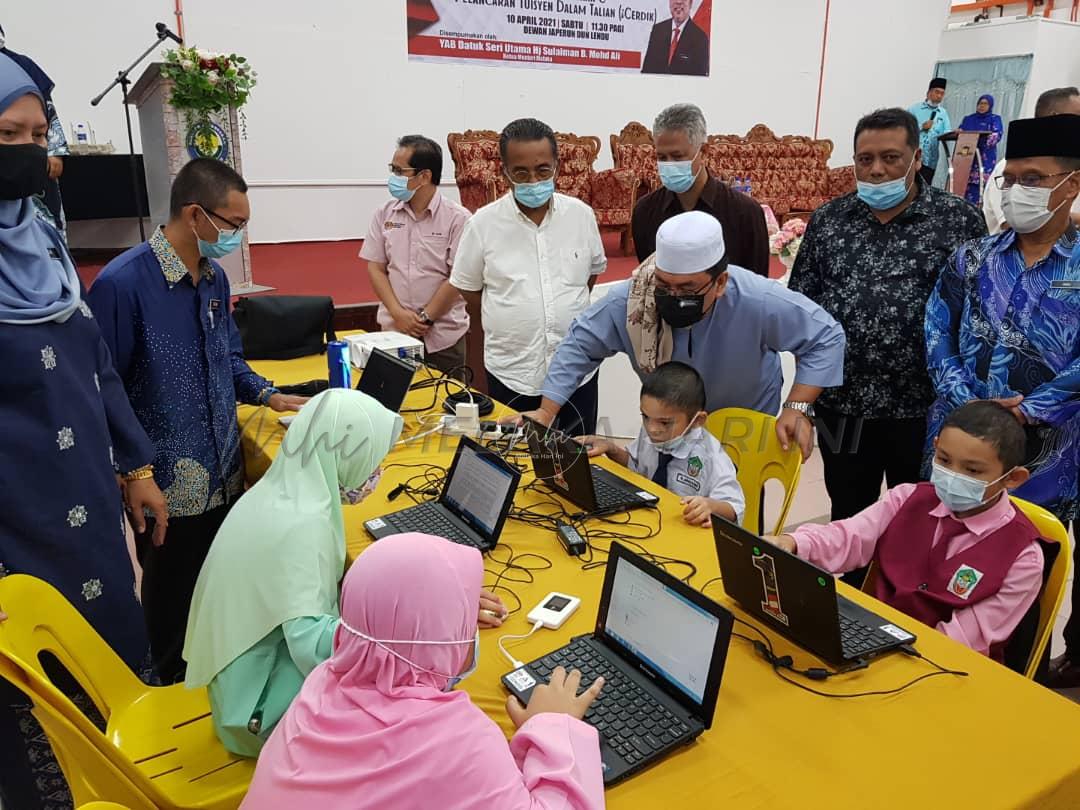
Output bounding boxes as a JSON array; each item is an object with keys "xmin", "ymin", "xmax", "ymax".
[
  {"xmin": 766, "ymin": 401, "xmax": 1044, "ymax": 662},
  {"xmin": 361, "ymin": 135, "xmax": 470, "ymax": 376}
]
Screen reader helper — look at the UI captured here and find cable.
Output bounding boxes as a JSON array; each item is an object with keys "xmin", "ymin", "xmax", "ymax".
[{"xmin": 497, "ymin": 619, "xmax": 544, "ymax": 668}]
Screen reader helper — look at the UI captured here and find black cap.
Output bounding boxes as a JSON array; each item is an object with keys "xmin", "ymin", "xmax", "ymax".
[
  {"xmin": 1005, "ymin": 114, "xmax": 1080, "ymax": 159},
  {"xmin": 929, "ymin": 77, "xmax": 947, "ymax": 91}
]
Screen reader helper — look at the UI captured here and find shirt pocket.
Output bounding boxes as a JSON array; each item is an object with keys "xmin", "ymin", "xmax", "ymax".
[
  {"xmin": 560, "ymin": 246, "xmax": 592, "ymax": 285},
  {"xmin": 1036, "ymin": 287, "xmax": 1080, "ymax": 358}
]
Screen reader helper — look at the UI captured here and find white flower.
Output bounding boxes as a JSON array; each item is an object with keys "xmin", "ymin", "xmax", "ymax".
[
  {"xmin": 82, "ymin": 579, "xmax": 103, "ymax": 601},
  {"xmin": 206, "ymin": 70, "xmax": 220, "ymax": 85},
  {"xmin": 57, "ymin": 427, "xmax": 75, "ymax": 451},
  {"xmin": 41, "ymin": 345, "xmax": 57, "ymax": 371},
  {"xmin": 196, "ymin": 48, "xmax": 213, "ymax": 60},
  {"xmin": 67, "ymin": 505, "xmax": 87, "ymax": 528},
  {"xmin": 180, "ymin": 59, "xmax": 195, "ymax": 71}
]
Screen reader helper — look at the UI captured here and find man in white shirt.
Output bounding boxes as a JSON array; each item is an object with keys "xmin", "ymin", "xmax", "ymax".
[
  {"xmin": 983, "ymin": 86, "xmax": 1080, "ymax": 233},
  {"xmin": 451, "ymin": 118, "xmax": 606, "ymax": 435}
]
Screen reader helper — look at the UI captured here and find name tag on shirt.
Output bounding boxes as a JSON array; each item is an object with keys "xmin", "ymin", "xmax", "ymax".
[{"xmin": 1051, "ymin": 280, "xmax": 1080, "ymax": 289}]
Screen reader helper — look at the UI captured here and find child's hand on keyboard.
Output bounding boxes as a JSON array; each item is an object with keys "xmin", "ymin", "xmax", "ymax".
[{"xmin": 506, "ymin": 666, "xmax": 604, "ymax": 729}]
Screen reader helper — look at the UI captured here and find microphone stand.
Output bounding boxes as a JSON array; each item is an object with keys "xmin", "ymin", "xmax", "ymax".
[{"xmin": 90, "ymin": 26, "xmax": 178, "ymax": 241}]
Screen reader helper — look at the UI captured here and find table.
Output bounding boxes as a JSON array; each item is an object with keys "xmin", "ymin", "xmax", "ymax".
[{"xmin": 238, "ymin": 348, "xmax": 1080, "ymax": 810}]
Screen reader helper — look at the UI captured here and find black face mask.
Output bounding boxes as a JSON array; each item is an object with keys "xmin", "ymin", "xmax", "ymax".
[
  {"xmin": 0, "ymin": 143, "xmax": 49, "ymax": 201},
  {"xmin": 654, "ymin": 280, "xmax": 714, "ymax": 329}
]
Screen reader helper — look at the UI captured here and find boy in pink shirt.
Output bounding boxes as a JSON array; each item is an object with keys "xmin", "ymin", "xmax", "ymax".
[{"xmin": 766, "ymin": 401, "xmax": 1044, "ymax": 661}]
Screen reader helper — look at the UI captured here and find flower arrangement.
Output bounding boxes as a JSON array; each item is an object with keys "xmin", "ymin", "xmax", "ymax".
[
  {"xmin": 160, "ymin": 46, "xmax": 257, "ymax": 137},
  {"xmin": 769, "ymin": 217, "xmax": 806, "ymax": 262}
]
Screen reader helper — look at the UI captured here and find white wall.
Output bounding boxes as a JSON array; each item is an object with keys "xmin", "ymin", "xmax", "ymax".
[
  {"xmin": 4, "ymin": 0, "xmax": 950, "ymax": 244},
  {"xmin": 937, "ymin": 16, "xmax": 1080, "ymax": 116}
]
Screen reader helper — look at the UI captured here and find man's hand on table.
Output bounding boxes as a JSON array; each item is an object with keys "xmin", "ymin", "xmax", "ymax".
[{"xmin": 268, "ymin": 393, "xmax": 309, "ymax": 413}]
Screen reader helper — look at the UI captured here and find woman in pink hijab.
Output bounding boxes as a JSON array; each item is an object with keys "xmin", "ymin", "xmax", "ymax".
[{"xmin": 241, "ymin": 532, "xmax": 606, "ymax": 810}]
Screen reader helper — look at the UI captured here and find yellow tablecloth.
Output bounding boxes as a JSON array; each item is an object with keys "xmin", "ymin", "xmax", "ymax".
[{"xmin": 239, "ymin": 348, "xmax": 1080, "ymax": 810}]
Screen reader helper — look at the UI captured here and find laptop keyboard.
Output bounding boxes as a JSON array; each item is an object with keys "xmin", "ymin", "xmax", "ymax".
[
  {"xmin": 528, "ymin": 637, "xmax": 692, "ymax": 768},
  {"xmin": 387, "ymin": 504, "xmax": 484, "ymax": 549},
  {"xmin": 838, "ymin": 612, "xmax": 888, "ymax": 658},
  {"xmin": 591, "ymin": 470, "xmax": 638, "ymax": 510}
]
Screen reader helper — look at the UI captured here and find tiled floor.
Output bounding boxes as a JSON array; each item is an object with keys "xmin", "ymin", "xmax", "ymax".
[{"xmin": 772, "ymin": 446, "xmax": 1079, "ymax": 704}]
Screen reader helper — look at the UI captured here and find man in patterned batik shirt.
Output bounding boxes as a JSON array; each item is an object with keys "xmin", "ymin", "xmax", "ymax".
[
  {"xmin": 790, "ymin": 108, "xmax": 985, "ymax": 540},
  {"xmin": 925, "ymin": 113, "xmax": 1080, "ymax": 687},
  {"xmin": 88, "ymin": 159, "xmax": 306, "ymax": 683}
]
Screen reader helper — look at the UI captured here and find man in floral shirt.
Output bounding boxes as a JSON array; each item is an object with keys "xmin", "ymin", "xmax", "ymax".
[{"xmin": 789, "ymin": 108, "xmax": 986, "ymax": 552}]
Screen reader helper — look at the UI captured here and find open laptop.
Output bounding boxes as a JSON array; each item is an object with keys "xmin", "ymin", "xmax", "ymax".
[
  {"xmin": 363, "ymin": 436, "xmax": 521, "ymax": 551},
  {"xmin": 502, "ymin": 542, "xmax": 733, "ymax": 785},
  {"xmin": 355, "ymin": 347, "xmax": 416, "ymax": 413},
  {"xmin": 711, "ymin": 516, "xmax": 916, "ymax": 665},
  {"xmin": 522, "ymin": 416, "xmax": 658, "ymax": 516}
]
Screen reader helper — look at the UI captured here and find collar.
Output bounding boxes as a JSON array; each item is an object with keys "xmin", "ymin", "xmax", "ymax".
[
  {"xmin": 150, "ymin": 226, "xmax": 214, "ymax": 287},
  {"xmin": 672, "ymin": 17, "xmax": 688, "ymax": 33},
  {"xmin": 988, "ymin": 223, "xmax": 1078, "ymax": 261},
  {"xmin": 929, "ymin": 490, "xmax": 1015, "ymax": 538},
  {"xmin": 661, "ymin": 174, "xmax": 723, "ymax": 211},
  {"xmin": 506, "ymin": 189, "xmax": 557, "ymax": 221},
  {"xmin": 392, "ymin": 188, "xmax": 442, "ymax": 219}
]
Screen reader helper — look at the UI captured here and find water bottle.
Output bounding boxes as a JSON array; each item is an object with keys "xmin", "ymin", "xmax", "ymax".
[{"xmin": 327, "ymin": 340, "xmax": 352, "ymax": 389}]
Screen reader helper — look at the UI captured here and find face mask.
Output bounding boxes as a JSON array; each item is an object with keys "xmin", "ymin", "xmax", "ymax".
[
  {"xmin": 657, "ymin": 151, "xmax": 700, "ymax": 194},
  {"xmin": 931, "ymin": 463, "xmax": 1013, "ymax": 514},
  {"xmin": 195, "ymin": 207, "xmax": 244, "ymax": 259},
  {"xmin": 387, "ymin": 174, "xmax": 416, "ymax": 202},
  {"xmin": 0, "ymin": 143, "xmax": 48, "ymax": 201},
  {"xmin": 511, "ymin": 177, "xmax": 555, "ymax": 209},
  {"xmin": 340, "ymin": 468, "xmax": 382, "ymax": 506},
  {"xmin": 927, "ymin": 100, "xmax": 940, "ymax": 108},
  {"xmin": 646, "ymin": 419, "xmax": 700, "ymax": 455},
  {"xmin": 654, "ymin": 282, "xmax": 712, "ymax": 329},
  {"xmin": 1002, "ymin": 173, "xmax": 1076, "ymax": 234},
  {"xmin": 339, "ymin": 618, "xmax": 478, "ymax": 686},
  {"xmin": 856, "ymin": 156, "xmax": 916, "ymax": 210},
  {"xmin": 445, "ymin": 632, "xmax": 480, "ymax": 691}
]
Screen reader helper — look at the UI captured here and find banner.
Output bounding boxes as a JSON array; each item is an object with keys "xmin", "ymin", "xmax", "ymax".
[{"xmin": 406, "ymin": 0, "xmax": 711, "ymax": 76}]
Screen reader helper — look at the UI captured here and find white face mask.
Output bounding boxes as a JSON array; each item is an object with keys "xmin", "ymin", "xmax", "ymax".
[
  {"xmin": 645, "ymin": 416, "xmax": 702, "ymax": 455},
  {"xmin": 1002, "ymin": 172, "xmax": 1077, "ymax": 234}
]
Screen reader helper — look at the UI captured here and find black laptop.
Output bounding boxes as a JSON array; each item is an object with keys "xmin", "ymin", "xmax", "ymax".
[
  {"xmin": 356, "ymin": 347, "xmax": 416, "ymax": 413},
  {"xmin": 363, "ymin": 436, "xmax": 520, "ymax": 551},
  {"xmin": 711, "ymin": 516, "xmax": 916, "ymax": 665},
  {"xmin": 522, "ymin": 416, "xmax": 658, "ymax": 516},
  {"xmin": 502, "ymin": 542, "xmax": 733, "ymax": 785}
]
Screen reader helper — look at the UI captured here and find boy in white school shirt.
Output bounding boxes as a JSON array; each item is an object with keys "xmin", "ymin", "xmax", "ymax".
[{"xmin": 579, "ymin": 362, "xmax": 744, "ymax": 527}]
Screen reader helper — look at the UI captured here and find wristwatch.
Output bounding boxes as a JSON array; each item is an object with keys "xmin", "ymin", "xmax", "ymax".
[
  {"xmin": 782, "ymin": 401, "xmax": 816, "ymax": 420},
  {"xmin": 417, "ymin": 308, "xmax": 434, "ymax": 325}
]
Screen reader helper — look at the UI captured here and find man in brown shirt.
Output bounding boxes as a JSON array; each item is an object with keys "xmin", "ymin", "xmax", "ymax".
[{"xmin": 631, "ymin": 103, "xmax": 769, "ymax": 276}]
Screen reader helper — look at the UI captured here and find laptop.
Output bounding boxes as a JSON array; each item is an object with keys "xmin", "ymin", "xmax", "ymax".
[
  {"xmin": 356, "ymin": 347, "xmax": 416, "ymax": 413},
  {"xmin": 711, "ymin": 516, "xmax": 916, "ymax": 665},
  {"xmin": 502, "ymin": 542, "xmax": 733, "ymax": 785},
  {"xmin": 522, "ymin": 416, "xmax": 658, "ymax": 516},
  {"xmin": 363, "ymin": 436, "xmax": 521, "ymax": 551}
]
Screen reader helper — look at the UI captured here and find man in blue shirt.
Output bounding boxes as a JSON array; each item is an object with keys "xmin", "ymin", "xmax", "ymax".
[
  {"xmin": 87, "ymin": 158, "xmax": 306, "ymax": 682},
  {"xmin": 909, "ymin": 77, "xmax": 952, "ymax": 187},
  {"xmin": 519, "ymin": 211, "xmax": 845, "ymax": 461}
]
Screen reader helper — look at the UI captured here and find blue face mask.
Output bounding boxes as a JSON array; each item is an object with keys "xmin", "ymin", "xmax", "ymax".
[
  {"xmin": 388, "ymin": 174, "xmax": 416, "ymax": 202},
  {"xmin": 511, "ymin": 178, "xmax": 555, "ymax": 209},
  {"xmin": 931, "ymin": 463, "xmax": 1012, "ymax": 514},
  {"xmin": 856, "ymin": 157, "xmax": 916, "ymax": 211},
  {"xmin": 657, "ymin": 151, "xmax": 700, "ymax": 194},
  {"xmin": 445, "ymin": 631, "xmax": 480, "ymax": 691},
  {"xmin": 196, "ymin": 207, "xmax": 244, "ymax": 259}
]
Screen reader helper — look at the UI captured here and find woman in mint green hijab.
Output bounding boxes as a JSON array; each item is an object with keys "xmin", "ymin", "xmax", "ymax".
[{"xmin": 182, "ymin": 388, "xmax": 403, "ymax": 756}]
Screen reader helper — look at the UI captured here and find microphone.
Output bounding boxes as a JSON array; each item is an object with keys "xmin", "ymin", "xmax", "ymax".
[
  {"xmin": 155, "ymin": 22, "xmax": 184, "ymax": 45},
  {"xmin": 929, "ymin": 109, "xmax": 938, "ymax": 121}
]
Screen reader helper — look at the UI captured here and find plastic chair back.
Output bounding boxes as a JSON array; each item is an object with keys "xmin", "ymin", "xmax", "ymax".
[
  {"xmin": 705, "ymin": 407, "xmax": 803, "ymax": 535},
  {"xmin": 1010, "ymin": 497, "xmax": 1071, "ymax": 679}
]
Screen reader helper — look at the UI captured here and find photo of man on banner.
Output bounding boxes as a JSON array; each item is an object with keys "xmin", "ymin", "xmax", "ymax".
[{"xmin": 641, "ymin": 0, "xmax": 711, "ymax": 76}]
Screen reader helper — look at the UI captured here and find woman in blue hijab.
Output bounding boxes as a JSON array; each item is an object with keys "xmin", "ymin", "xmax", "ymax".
[
  {"xmin": 959, "ymin": 94, "xmax": 1004, "ymax": 205},
  {"xmin": 0, "ymin": 53, "xmax": 167, "ymax": 810}
]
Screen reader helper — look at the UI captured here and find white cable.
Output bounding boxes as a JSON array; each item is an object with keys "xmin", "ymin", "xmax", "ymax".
[
  {"xmin": 397, "ymin": 414, "xmax": 451, "ymax": 445},
  {"xmin": 497, "ymin": 620, "xmax": 544, "ymax": 669}
]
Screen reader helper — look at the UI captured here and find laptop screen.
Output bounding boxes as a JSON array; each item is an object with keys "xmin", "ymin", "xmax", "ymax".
[
  {"xmin": 356, "ymin": 348, "xmax": 414, "ymax": 413},
  {"xmin": 442, "ymin": 441, "xmax": 516, "ymax": 538},
  {"xmin": 604, "ymin": 555, "xmax": 721, "ymax": 704}
]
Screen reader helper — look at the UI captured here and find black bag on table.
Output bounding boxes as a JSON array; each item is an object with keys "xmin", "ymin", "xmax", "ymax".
[{"xmin": 232, "ymin": 295, "xmax": 336, "ymax": 360}]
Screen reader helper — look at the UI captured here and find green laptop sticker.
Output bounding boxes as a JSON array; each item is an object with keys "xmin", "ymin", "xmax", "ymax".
[
  {"xmin": 752, "ymin": 546, "xmax": 761, "ymax": 556},
  {"xmin": 817, "ymin": 576, "xmax": 827, "ymax": 587}
]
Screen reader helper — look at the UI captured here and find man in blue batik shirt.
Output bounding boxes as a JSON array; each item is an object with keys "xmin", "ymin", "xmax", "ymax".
[
  {"xmin": 924, "ymin": 113, "xmax": 1080, "ymax": 687},
  {"xmin": 909, "ymin": 77, "xmax": 952, "ymax": 187},
  {"xmin": 88, "ymin": 158, "xmax": 306, "ymax": 682}
]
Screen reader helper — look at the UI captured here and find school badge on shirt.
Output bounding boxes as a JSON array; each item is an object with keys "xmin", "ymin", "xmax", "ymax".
[
  {"xmin": 947, "ymin": 565, "xmax": 984, "ymax": 599},
  {"xmin": 687, "ymin": 456, "xmax": 703, "ymax": 478}
]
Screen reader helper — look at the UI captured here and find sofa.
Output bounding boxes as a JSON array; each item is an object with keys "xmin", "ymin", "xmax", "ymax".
[
  {"xmin": 446, "ymin": 130, "xmax": 639, "ymax": 253},
  {"xmin": 610, "ymin": 121, "xmax": 857, "ymax": 220}
]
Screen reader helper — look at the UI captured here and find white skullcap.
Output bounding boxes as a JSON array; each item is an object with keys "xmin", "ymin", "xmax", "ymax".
[{"xmin": 655, "ymin": 211, "xmax": 726, "ymax": 275}]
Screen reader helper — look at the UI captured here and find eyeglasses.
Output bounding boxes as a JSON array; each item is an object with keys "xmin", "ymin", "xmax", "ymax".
[
  {"xmin": 654, "ymin": 277, "xmax": 716, "ymax": 297},
  {"xmin": 388, "ymin": 164, "xmax": 423, "ymax": 177},
  {"xmin": 994, "ymin": 171, "xmax": 1074, "ymax": 190},
  {"xmin": 506, "ymin": 166, "xmax": 556, "ymax": 184},
  {"xmin": 190, "ymin": 204, "xmax": 246, "ymax": 236}
]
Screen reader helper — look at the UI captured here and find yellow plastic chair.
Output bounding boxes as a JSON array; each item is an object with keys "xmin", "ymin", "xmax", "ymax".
[
  {"xmin": 1011, "ymin": 497, "xmax": 1072, "ymax": 680},
  {"xmin": 0, "ymin": 574, "xmax": 254, "ymax": 809},
  {"xmin": 705, "ymin": 407, "xmax": 803, "ymax": 535},
  {"xmin": 79, "ymin": 805, "xmax": 141, "ymax": 809}
]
